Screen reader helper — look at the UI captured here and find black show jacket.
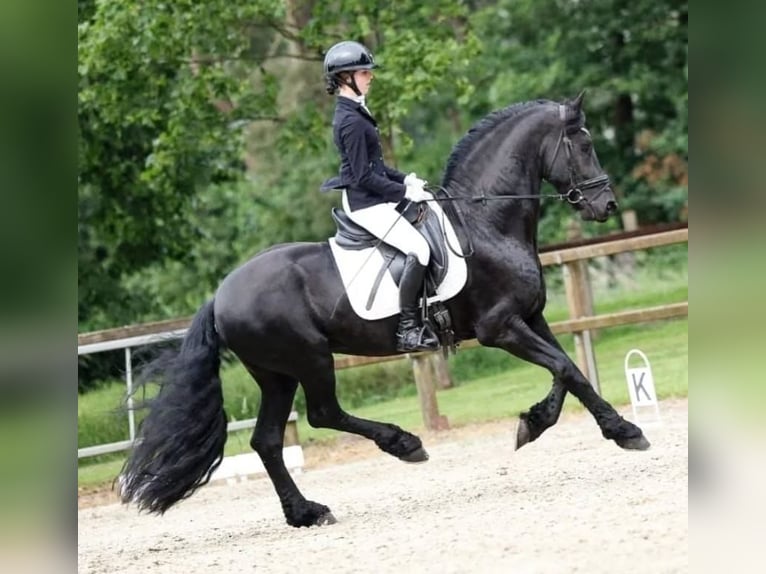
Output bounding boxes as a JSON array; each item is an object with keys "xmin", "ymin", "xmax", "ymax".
[{"xmin": 330, "ymin": 96, "xmax": 406, "ymax": 211}]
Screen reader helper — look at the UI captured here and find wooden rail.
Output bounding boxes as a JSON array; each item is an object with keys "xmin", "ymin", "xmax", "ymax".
[
  {"xmin": 77, "ymin": 227, "xmax": 687, "ymax": 348},
  {"xmin": 331, "ymin": 300, "xmax": 688, "ymax": 369},
  {"xmin": 78, "ymin": 412, "xmax": 300, "ymax": 459},
  {"xmin": 539, "ymin": 228, "xmax": 687, "ymax": 266},
  {"xmin": 78, "ymin": 227, "xmax": 688, "ymax": 433},
  {"xmin": 78, "ymin": 317, "xmax": 193, "ymax": 347},
  {"xmin": 538, "ymin": 221, "xmax": 686, "ymax": 253}
]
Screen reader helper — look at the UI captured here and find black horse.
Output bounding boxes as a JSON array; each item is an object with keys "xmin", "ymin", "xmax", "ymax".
[{"xmin": 120, "ymin": 93, "xmax": 649, "ymax": 527}]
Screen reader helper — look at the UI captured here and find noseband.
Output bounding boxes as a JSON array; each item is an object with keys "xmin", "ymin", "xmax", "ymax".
[{"xmin": 548, "ymin": 105, "xmax": 611, "ymax": 207}]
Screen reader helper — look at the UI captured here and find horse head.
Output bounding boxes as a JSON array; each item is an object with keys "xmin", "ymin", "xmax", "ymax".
[{"xmin": 543, "ymin": 91, "xmax": 618, "ymax": 222}]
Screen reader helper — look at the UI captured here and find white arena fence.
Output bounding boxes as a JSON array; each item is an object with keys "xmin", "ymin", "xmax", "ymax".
[
  {"xmin": 79, "ymin": 224, "xmax": 687, "ymax": 470},
  {"xmin": 78, "ymin": 332, "xmax": 303, "ymax": 478}
]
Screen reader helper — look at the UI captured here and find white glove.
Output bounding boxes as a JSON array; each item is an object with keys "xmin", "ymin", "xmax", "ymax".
[
  {"xmin": 404, "ymin": 182, "xmax": 432, "ymax": 203},
  {"xmin": 404, "ymin": 172, "xmax": 428, "ymax": 188}
]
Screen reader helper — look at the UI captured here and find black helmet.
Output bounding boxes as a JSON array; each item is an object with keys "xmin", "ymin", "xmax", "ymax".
[{"xmin": 323, "ymin": 41, "xmax": 377, "ymax": 77}]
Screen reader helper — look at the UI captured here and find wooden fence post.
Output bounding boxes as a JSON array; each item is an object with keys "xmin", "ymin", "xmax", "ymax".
[
  {"xmin": 615, "ymin": 209, "xmax": 639, "ymax": 285},
  {"xmin": 431, "ymin": 353, "xmax": 454, "ymax": 389},
  {"xmin": 411, "ymin": 353, "xmax": 450, "ymax": 430},
  {"xmin": 563, "ymin": 220, "xmax": 600, "ymax": 394}
]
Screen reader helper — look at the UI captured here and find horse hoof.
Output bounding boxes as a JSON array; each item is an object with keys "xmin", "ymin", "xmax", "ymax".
[
  {"xmin": 515, "ymin": 418, "xmax": 531, "ymax": 450},
  {"xmin": 616, "ymin": 434, "xmax": 651, "ymax": 451},
  {"xmin": 315, "ymin": 512, "xmax": 337, "ymax": 526},
  {"xmin": 399, "ymin": 447, "xmax": 429, "ymax": 463}
]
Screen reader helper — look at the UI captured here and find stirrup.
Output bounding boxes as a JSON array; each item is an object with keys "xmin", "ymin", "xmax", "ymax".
[{"xmin": 396, "ymin": 325, "xmax": 439, "ymax": 352}]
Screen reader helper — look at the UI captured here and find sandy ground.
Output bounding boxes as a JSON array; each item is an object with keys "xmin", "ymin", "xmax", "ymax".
[{"xmin": 78, "ymin": 399, "xmax": 688, "ymax": 573}]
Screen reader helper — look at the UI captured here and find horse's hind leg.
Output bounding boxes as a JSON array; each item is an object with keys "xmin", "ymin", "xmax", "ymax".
[
  {"xmin": 480, "ymin": 314, "xmax": 650, "ymax": 450},
  {"xmin": 298, "ymin": 354, "xmax": 428, "ymax": 463},
  {"xmin": 245, "ymin": 365, "xmax": 336, "ymax": 527}
]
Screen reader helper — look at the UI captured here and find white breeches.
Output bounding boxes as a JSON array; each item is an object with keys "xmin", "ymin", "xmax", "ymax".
[{"xmin": 342, "ymin": 192, "xmax": 430, "ymax": 266}]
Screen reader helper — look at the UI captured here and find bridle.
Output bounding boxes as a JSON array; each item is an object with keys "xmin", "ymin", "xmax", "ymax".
[
  {"xmin": 412, "ymin": 104, "xmax": 614, "ymax": 258},
  {"xmin": 424, "ymin": 104, "xmax": 611, "ymax": 209},
  {"xmin": 545, "ymin": 104, "xmax": 612, "ymax": 210}
]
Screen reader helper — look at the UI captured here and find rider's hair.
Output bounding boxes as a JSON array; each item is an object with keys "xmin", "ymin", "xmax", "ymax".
[
  {"xmin": 325, "ymin": 74, "xmax": 340, "ymax": 95},
  {"xmin": 325, "ymin": 72, "xmax": 352, "ymax": 96}
]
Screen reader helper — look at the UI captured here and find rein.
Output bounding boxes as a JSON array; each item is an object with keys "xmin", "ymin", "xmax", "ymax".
[
  {"xmin": 417, "ymin": 181, "xmax": 586, "ymax": 261},
  {"xmin": 416, "ymin": 104, "xmax": 613, "ymax": 259},
  {"xmin": 423, "ymin": 184, "xmax": 586, "ymax": 206},
  {"xmin": 423, "ymin": 104, "xmax": 611, "ymax": 212}
]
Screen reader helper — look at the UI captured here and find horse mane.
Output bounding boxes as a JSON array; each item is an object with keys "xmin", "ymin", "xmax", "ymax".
[{"xmin": 442, "ymin": 99, "xmax": 556, "ymax": 184}]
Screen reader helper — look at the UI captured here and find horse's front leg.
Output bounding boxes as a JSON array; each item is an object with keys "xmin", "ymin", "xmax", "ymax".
[
  {"xmin": 515, "ymin": 311, "xmax": 572, "ymax": 449},
  {"xmin": 515, "ymin": 379, "xmax": 567, "ymax": 449},
  {"xmin": 298, "ymin": 355, "xmax": 429, "ymax": 463},
  {"xmin": 477, "ymin": 314, "xmax": 650, "ymax": 450}
]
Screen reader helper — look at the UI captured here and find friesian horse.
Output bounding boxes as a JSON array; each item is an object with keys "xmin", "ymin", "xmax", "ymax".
[{"xmin": 120, "ymin": 93, "xmax": 650, "ymax": 527}]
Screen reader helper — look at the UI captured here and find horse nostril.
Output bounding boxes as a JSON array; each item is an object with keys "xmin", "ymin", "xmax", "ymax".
[{"xmin": 606, "ymin": 200, "xmax": 618, "ymax": 213}]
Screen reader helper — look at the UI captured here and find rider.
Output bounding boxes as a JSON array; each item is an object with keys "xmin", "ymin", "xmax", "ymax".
[{"xmin": 323, "ymin": 40, "xmax": 439, "ymax": 352}]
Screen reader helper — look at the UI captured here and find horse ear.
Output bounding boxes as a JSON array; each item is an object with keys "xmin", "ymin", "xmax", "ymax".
[{"xmin": 572, "ymin": 90, "xmax": 586, "ymax": 111}]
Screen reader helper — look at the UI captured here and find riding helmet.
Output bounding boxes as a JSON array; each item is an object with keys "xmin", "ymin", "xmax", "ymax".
[{"xmin": 323, "ymin": 41, "xmax": 378, "ymax": 77}]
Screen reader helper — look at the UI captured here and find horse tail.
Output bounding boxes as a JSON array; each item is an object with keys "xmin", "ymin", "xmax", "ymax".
[{"xmin": 119, "ymin": 299, "xmax": 227, "ymax": 514}]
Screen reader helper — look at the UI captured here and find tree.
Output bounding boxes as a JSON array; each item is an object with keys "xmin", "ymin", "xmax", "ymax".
[
  {"xmin": 80, "ymin": 0, "xmax": 690, "ymax": 325},
  {"xmin": 78, "ymin": 0, "xmax": 480, "ymax": 335},
  {"xmin": 78, "ymin": 0, "xmax": 688, "ymax": 390},
  {"xmin": 78, "ymin": 0, "xmax": 287, "ymax": 328},
  {"xmin": 468, "ymin": 0, "xmax": 688, "ymax": 237}
]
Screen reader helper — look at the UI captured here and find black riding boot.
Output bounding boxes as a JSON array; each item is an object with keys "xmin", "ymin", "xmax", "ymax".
[{"xmin": 396, "ymin": 254, "xmax": 440, "ymax": 352}]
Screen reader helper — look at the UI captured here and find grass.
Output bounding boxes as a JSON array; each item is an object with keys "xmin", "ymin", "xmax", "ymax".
[
  {"xmin": 78, "ymin": 248, "xmax": 688, "ymax": 489},
  {"xmin": 296, "ymin": 317, "xmax": 687, "ymax": 445},
  {"xmin": 78, "ymin": 316, "xmax": 687, "ymax": 489}
]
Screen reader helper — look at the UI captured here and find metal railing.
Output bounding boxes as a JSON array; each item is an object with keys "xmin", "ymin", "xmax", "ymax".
[
  {"xmin": 78, "ymin": 224, "xmax": 688, "ymax": 447},
  {"xmin": 78, "ymin": 331, "xmax": 300, "ymax": 459}
]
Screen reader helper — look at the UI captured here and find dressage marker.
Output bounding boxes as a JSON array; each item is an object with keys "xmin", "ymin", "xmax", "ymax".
[{"xmin": 624, "ymin": 349, "xmax": 662, "ymax": 426}]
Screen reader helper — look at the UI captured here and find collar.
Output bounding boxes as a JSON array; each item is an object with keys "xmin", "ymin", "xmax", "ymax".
[
  {"xmin": 339, "ymin": 94, "xmax": 366, "ymax": 106},
  {"xmin": 339, "ymin": 94, "xmax": 370, "ymax": 113},
  {"xmin": 337, "ymin": 95, "xmax": 375, "ymax": 123}
]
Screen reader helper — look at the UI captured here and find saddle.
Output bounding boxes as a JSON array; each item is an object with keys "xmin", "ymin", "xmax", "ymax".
[
  {"xmin": 323, "ymin": 177, "xmax": 468, "ymax": 353},
  {"xmin": 331, "ymin": 200, "xmax": 450, "ymax": 298}
]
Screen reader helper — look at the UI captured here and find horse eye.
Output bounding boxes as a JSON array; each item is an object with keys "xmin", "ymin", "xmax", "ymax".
[{"xmin": 581, "ymin": 143, "xmax": 592, "ymax": 153}]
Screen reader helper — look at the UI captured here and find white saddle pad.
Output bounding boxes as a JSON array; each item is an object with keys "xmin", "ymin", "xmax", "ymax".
[{"xmin": 328, "ymin": 201, "xmax": 468, "ymax": 320}]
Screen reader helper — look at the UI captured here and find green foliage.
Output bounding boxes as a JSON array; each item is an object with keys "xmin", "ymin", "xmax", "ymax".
[
  {"xmin": 77, "ymin": 382, "xmax": 130, "ymax": 448},
  {"xmin": 333, "ymin": 360, "xmax": 416, "ymax": 408},
  {"xmin": 78, "ymin": 0, "xmax": 481, "ymax": 333},
  {"xmin": 78, "ymin": 0, "xmax": 281, "ymax": 329},
  {"xmin": 78, "ymin": 0, "xmax": 688, "ymax": 385},
  {"xmin": 448, "ymin": 346, "xmax": 522, "ymax": 384},
  {"xmin": 468, "ymin": 0, "xmax": 688, "ymax": 216}
]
